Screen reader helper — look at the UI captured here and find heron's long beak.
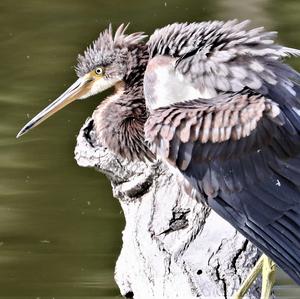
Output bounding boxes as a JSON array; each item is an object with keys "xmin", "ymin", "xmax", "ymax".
[{"xmin": 16, "ymin": 76, "xmax": 93, "ymax": 138}]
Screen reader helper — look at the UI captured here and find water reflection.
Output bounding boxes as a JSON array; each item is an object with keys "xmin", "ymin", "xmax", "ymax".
[{"xmin": 0, "ymin": 0, "xmax": 299, "ymax": 298}]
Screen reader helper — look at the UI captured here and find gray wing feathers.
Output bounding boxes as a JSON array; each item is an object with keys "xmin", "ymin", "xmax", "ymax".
[
  {"xmin": 147, "ymin": 20, "xmax": 300, "ymax": 96},
  {"xmin": 145, "ymin": 91, "xmax": 279, "ymax": 164}
]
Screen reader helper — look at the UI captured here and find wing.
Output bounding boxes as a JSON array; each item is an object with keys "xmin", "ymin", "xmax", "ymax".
[
  {"xmin": 147, "ymin": 20, "xmax": 300, "ymax": 106},
  {"xmin": 145, "ymin": 20, "xmax": 300, "ymax": 283},
  {"xmin": 144, "ymin": 88, "xmax": 300, "ymax": 284}
]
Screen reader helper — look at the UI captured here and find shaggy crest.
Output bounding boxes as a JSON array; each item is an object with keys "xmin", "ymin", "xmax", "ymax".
[{"xmin": 76, "ymin": 24, "xmax": 147, "ymax": 77}]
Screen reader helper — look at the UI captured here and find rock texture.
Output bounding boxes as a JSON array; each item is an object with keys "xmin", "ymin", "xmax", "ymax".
[{"xmin": 75, "ymin": 118, "xmax": 262, "ymax": 299}]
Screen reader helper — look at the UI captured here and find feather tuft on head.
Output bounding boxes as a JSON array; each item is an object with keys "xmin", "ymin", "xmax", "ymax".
[{"xmin": 75, "ymin": 24, "xmax": 147, "ymax": 77}]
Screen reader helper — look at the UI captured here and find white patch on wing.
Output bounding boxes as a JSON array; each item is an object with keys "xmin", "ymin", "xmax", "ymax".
[
  {"xmin": 276, "ymin": 179, "xmax": 281, "ymax": 187},
  {"xmin": 148, "ymin": 62, "xmax": 217, "ymax": 109}
]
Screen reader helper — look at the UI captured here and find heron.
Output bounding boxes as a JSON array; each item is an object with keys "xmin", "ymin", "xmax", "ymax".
[{"xmin": 17, "ymin": 21, "xmax": 300, "ymax": 298}]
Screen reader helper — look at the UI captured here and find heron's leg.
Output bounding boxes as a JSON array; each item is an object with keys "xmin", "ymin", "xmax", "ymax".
[
  {"xmin": 260, "ymin": 255, "xmax": 276, "ymax": 299},
  {"xmin": 233, "ymin": 255, "xmax": 264, "ymax": 299},
  {"xmin": 232, "ymin": 254, "xmax": 276, "ymax": 299}
]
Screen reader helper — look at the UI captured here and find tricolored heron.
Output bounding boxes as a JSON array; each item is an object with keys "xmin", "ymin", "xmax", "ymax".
[{"xmin": 17, "ymin": 21, "xmax": 300, "ymax": 298}]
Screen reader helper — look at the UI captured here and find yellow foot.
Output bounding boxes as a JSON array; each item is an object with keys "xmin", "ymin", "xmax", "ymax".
[
  {"xmin": 261, "ymin": 256, "xmax": 276, "ymax": 299},
  {"xmin": 232, "ymin": 254, "xmax": 276, "ymax": 299}
]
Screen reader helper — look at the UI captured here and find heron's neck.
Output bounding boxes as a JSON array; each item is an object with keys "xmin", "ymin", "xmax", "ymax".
[
  {"xmin": 123, "ymin": 44, "xmax": 149, "ymax": 92},
  {"xmin": 92, "ymin": 45, "xmax": 150, "ymax": 160}
]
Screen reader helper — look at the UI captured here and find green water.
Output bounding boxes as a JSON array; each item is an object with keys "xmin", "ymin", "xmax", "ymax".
[{"xmin": 0, "ymin": 0, "xmax": 299, "ymax": 298}]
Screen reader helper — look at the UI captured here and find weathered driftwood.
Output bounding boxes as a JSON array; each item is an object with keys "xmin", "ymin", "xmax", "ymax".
[{"xmin": 75, "ymin": 118, "xmax": 262, "ymax": 299}]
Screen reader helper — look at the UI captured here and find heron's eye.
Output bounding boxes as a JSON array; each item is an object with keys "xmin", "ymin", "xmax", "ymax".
[{"xmin": 95, "ymin": 67, "xmax": 103, "ymax": 75}]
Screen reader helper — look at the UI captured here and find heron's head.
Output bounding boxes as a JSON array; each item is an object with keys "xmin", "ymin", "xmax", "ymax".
[{"xmin": 17, "ymin": 24, "xmax": 146, "ymax": 138}]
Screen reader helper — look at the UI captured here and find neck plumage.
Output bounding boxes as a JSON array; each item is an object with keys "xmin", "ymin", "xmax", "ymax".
[
  {"xmin": 123, "ymin": 43, "xmax": 149, "ymax": 90},
  {"xmin": 91, "ymin": 44, "xmax": 153, "ymax": 161}
]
